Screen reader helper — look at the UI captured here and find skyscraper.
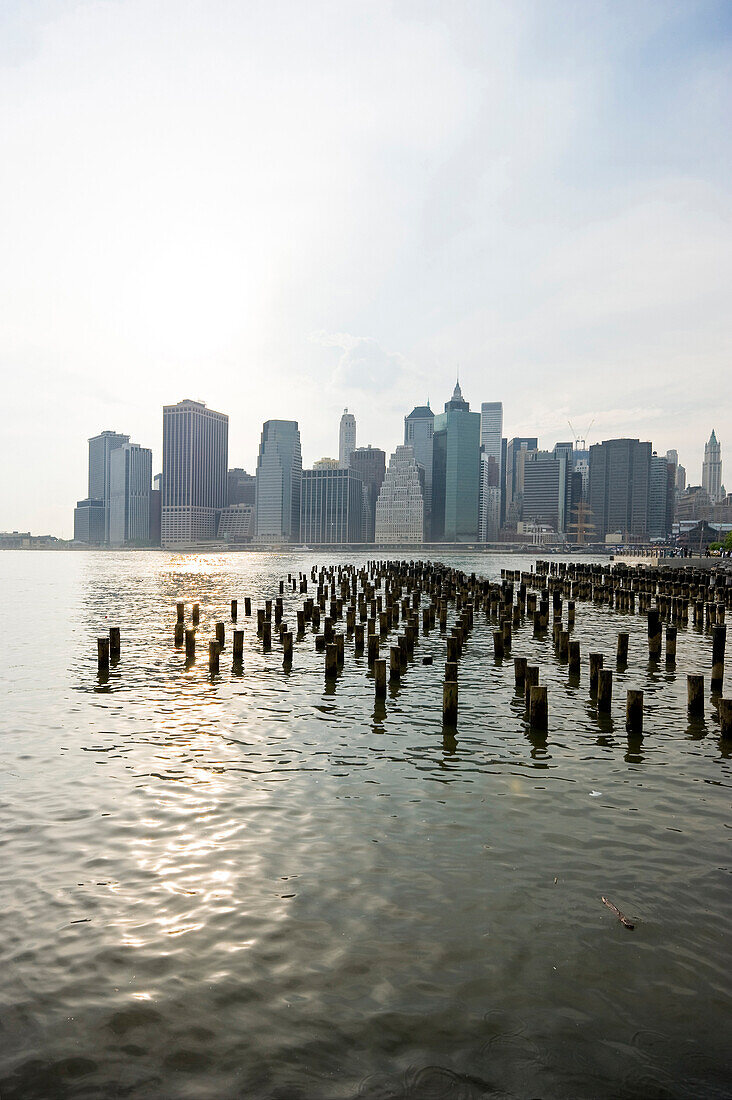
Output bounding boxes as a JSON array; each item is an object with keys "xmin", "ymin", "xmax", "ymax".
[
  {"xmin": 227, "ymin": 468, "xmax": 256, "ymax": 506},
  {"xmin": 702, "ymin": 430, "xmax": 722, "ymax": 503},
  {"xmin": 479, "ymin": 455, "xmax": 501, "ymax": 541},
  {"xmin": 339, "ymin": 409, "xmax": 356, "ymax": 469},
  {"xmin": 375, "ymin": 446, "xmax": 424, "ymax": 544},
  {"xmin": 349, "ymin": 445, "xmax": 386, "ymax": 542},
  {"xmin": 431, "ymin": 381, "xmax": 480, "ymax": 542},
  {"xmin": 73, "ymin": 498, "xmax": 105, "ymax": 545},
  {"xmin": 300, "ymin": 467, "xmax": 363, "ymax": 544},
  {"xmin": 506, "ymin": 437, "xmax": 539, "ymax": 516},
  {"xmin": 255, "ymin": 420, "xmax": 302, "ymax": 542},
  {"xmin": 109, "ymin": 443, "xmax": 152, "ymax": 545},
  {"xmin": 404, "ymin": 404, "xmax": 434, "ymax": 535},
  {"xmin": 588, "ymin": 438, "xmax": 652, "ymax": 541},
  {"xmin": 521, "ymin": 446, "xmax": 572, "ymax": 535},
  {"xmin": 87, "ymin": 430, "xmax": 130, "ymax": 543},
  {"xmin": 161, "ymin": 399, "xmax": 228, "ymax": 546}
]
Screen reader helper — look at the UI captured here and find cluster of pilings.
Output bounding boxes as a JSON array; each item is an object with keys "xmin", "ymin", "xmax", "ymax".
[{"xmin": 94, "ymin": 557, "xmax": 732, "ymax": 740}]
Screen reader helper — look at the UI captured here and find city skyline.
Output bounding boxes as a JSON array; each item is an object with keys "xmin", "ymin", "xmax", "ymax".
[{"xmin": 2, "ymin": 1, "xmax": 731, "ymax": 537}]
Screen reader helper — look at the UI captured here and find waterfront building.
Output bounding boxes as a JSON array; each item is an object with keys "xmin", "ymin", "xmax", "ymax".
[
  {"xmin": 404, "ymin": 404, "xmax": 434, "ymax": 535},
  {"xmin": 217, "ymin": 504, "xmax": 254, "ymax": 543},
  {"xmin": 227, "ymin": 468, "xmax": 256, "ymax": 507},
  {"xmin": 339, "ymin": 409, "xmax": 356, "ymax": 469},
  {"xmin": 480, "ymin": 402, "xmax": 503, "ymax": 474},
  {"xmin": 588, "ymin": 438, "xmax": 652, "ymax": 541},
  {"xmin": 350, "ymin": 445, "xmax": 386, "ymax": 542},
  {"xmin": 73, "ymin": 498, "xmax": 105, "ymax": 545},
  {"xmin": 255, "ymin": 420, "xmax": 302, "ymax": 542},
  {"xmin": 300, "ymin": 468, "xmax": 363, "ymax": 544},
  {"xmin": 109, "ymin": 443, "xmax": 152, "ymax": 545},
  {"xmin": 648, "ymin": 454, "xmax": 670, "ymax": 540},
  {"xmin": 161, "ymin": 399, "xmax": 229, "ymax": 546},
  {"xmin": 87, "ymin": 430, "xmax": 130, "ymax": 543},
  {"xmin": 506, "ymin": 437, "xmax": 539, "ymax": 514},
  {"xmin": 431, "ymin": 382, "xmax": 480, "ymax": 541},
  {"xmin": 375, "ymin": 446, "xmax": 424, "ymax": 544},
  {"xmin": 314, "ymin": 457, "xmax": 340, "ymax": 469},
  {"xmin": 479, "ymin": 454, "xmax": 501, "ymax": 541},
  {"xmin": 702, "ymin": 430, "xmax": 723, "ymax": 503},
  {"xmin": 521, "ymin": 446, "xmax": 572, "ymax": 535}
]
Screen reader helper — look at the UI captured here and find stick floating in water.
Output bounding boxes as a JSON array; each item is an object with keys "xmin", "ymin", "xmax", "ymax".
[{"xmin": 602, "ymin": 896, "xmax": 635, "ymax": 930}]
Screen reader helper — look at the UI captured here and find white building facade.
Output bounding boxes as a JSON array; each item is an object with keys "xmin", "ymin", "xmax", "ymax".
[
  {"xmin": 161, "ymin": 400, "xmax": 229, "ymax": 546},
  {"xmin": 702, "ymin": 430, "xmax": 723, "ymax": 503},
  {"xmin": 375, "ymin": 446, "xmax": 424, "ymax": 544},
  {"xmin": 338, "ymin": 409, "xmax": 356, "ymax": 469}
]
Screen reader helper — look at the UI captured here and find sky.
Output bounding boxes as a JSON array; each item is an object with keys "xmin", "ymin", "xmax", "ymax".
[{"xmin": 1, "ymin": 0, "xmax": 730, "ymax": 537}]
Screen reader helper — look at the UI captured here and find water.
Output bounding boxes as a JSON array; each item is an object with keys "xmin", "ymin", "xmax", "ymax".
[{"xmin": 1, "ymin": 550, "xmax": 730, "ymax": 1099}]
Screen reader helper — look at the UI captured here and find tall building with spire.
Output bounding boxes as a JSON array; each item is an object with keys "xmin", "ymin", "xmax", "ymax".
[
  {"xmin": 375, "ymin": 445, "xmax": 424, "ymax": 544},
  {"xmin": 702, "ymin": 430, "xmax": 722, "ymax": 503},
  {"xmin": 339, "ymin": 409, "xmax": 356, "ymax": 469},
  {"xmin": 431, "ymin": 381, "xmax": 480, "ymax": 542}
]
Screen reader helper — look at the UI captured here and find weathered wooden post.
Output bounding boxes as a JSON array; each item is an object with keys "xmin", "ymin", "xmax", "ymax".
[
  {"xmin": 109, "ymin": 627, "xmax": 120, "ymax": 659},
  {"xmin": 375, "ymin": 658, "xmax": 387, "ymax": 699},
  {"xmin": 262, "ymin": 621, "xmax": 271, "ymax": 651},
  {"xmin": 647, "ymin": 609, "xmax": 662, "ymax": 658},
  {"xmin": 529, "ymin": 685, "xmax": 548, "ymax": 730},
  {"xmin": 336, "ymin": 633, "xmax": 345, "ymax": 666},
  {"xmin": 447, "ymin": 635, "xmax": 459, "ymax": 664},
  {"xmin": 617, "ymin": 632, "xmax": 629, "ymax": 666},
  {"xmin": 502, "ymin": 619, "xmax": 512, "ymax": 652},
  {"xmin": 493, "ymin": 630, "xmax": 504, "ymax": 660},
  {"xmin": 283, "ymin": 631, "xmax": 293, "ymax": 664},
  {"xmin": 215, "ymin": 621, "xmax": 225, "ymax": 650},
  {"xmin": 443, "ymin": 679, "xmax": 458, "ymax": 725},
  {"xmin": 626, "ymin": 689, "xmax": 644, "ymax": 733},
  {"xmin": 325, "ymin": 643, "xmax": 338, "ymax": 677},
  {"xmin": 514, "ymin": 656, "xmax": 527, "ymax": 690},
  {"xmin": 192, "ymin": 602, "xmax": 200, "ymax": 625},
  {"xmin": 176, "ymin": 601, "xmax": 185, "ymax": 623},
  {"xmin": 666, "ymin": 625, "xmax": 677, "ymax": 666},
  {"xmin": 711, "ymin": 626, "xmax": 726, "ymax": 695},
  {"xmin": 209, "ymin": 640, "xmax": 220, "ymax": 673},
  {"xmin": 558, "ymin": 630, "xmax": 569, "ymax": 661},
  {"xmin": 97, "ymin": 637, "xmax": 110, "ymax": 674},
  {"xmin": 174, "ymin": 622, "xmax": 184, "ymax": 646},
  {"xmin": 589, "ymin": 652, "xmax": 604, "ymax": 694},
  {"xmin": 244, "ymin": 597, "xmax": 251, "ymax": 616},
  {"xmin": 368, "ymin": 634, "xmax": 379, "ymax": 666},
  {"xmin": 231, "ymin": 599, "xmax": 238, "ymax": 620},
  {"xmin": 687, "ymin": 674, "xmax": 704, "ymax": 716},
  {"xmin": 185, "ymin": 628, "xmax": 196, "ymax": 661},
  {"xmin": 389, "ymin": 646, "xmax": 401, "ymax": 683},
  {"xmin": 598, "ymin": 668, "xmax": 613, "ymax": 713},
  {"xmin": 719, "ymin": 698, "xmax": 732, "ymax": 739},
  {"xmin": 233, "ymin": 629, "xmax": 244, "ymax": 661},
  {"xmin": 354, "ymin": 623, "xmax": 365, "ymax": 654},
  {"xmin": 569, "ymin": 639, "xmax": 581, "ymax": 674},
  {"xmin": 524, "ymin": 666, "xmax": 539, "ymax": 718}
]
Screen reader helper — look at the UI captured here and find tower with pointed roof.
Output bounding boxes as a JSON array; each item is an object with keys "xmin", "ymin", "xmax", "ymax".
[
  {"xmin": 431, "ymin": 382, "xmax": 480, "ymax": 541},
  {"xmin": 702, "ymin": 429, "xmax": 722, "ymax": 503}
]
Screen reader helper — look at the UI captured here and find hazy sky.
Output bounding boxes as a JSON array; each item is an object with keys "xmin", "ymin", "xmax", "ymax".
[{"xmin": 2, "ymin": 0, "xmax": 730, "ymax": 536}]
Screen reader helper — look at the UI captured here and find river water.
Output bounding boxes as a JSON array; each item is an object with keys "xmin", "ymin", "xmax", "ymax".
[{"xmin": 1, "ymin": 550, "xmax": 730, "ymax": 1099}]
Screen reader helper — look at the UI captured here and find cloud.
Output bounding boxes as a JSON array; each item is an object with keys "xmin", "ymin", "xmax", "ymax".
[{"xmin": 309, "ymin": 331, "xmax": 409, "ymax": 392}]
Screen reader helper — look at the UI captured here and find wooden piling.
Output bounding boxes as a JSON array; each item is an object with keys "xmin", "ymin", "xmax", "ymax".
[
  {"xmin": 626, "ymin": 690, "xmax": 644, "ymax": 734},
  {"xmin": 192, "ymin": 602, "xmax": 200, "ymax": 625},
  {"xmin": 233, "ymin": 629, "xmax": 244, "ymax": 661},
  {"xmin": 174, "ymin": 622, "xmax": 184, "ymax": 646},
  {"xmin": 325, "ymin": 643, "xmax": 338, "ymax": 677},
  {"xmin": 719, "ymin": 698, "xmax": 732, "ymax": 739},
  {"xmin": 598, "ymin": 668, "xmax": 613, "ymax": 713},
  {"xmin": 209, "ymin": 640, "xmax": 220, "ymax": 673},
  {"xmin": 665, "ymin": 625, "xmax": 677, "ymax": 666},
  {"xmin": 443, "ymin": 680, "xmax": 458, "ymax": 725},
  {"xmin": 283, "ymin": 631, "xmax": 293, "ymax": 664},
  {"xmin": 109, "ymin": 626, "xmax": 120, "ymax": 659},
  {"xmin": 647, "ymin": 609, "xmax": 662, "ymax": 658},
  {"xmin": 524, "ymin": 667, "xmax": 539, "ymax": 717},
  {"xmin": 375, "ymin": 659, "xmax": 387, "ymax": 699},
  {"xmin": 589, "ymin": 652, "xmax": 604, "ymax": 694},
  {"xmin": 687, "ymin": 674, "xmax": 704, "ymax": 716},
  {"xmin": 215, "ymin": 621, "xmax": 225, "ymax": 650},
  {"xmin": 368, "ymin": 634, "xmax": 379, "ymax": 666},
  {"xmin": 617, "ymin": 632, "xmax": 629, "ymax": 666},
  {"xmin": 185, "ymin": 628, "xmax": 196, "ymax": 661},
  {"xmin": 493, "ymin": 630, "xmax": 504, "ymax": 660},
  {"xmin": 176, "ymin": 601, "xmax": 184, "ymax": 624},
  {"xmin": 514, "ymin": 656, "xmax": 527, "ymax": 690},
  {"xmin": 711, "ymin": 626, "xmax": 726, "ymax": 694},
  {"xmin": 568, "ymin": 639, "xmax": 581, "ymax": 674},
  {"xmin": 529, "ymin": 685, "xmax": 548, "ymax": 730},
  {"xmin": 231, "ymin": 599, "xmax": 237, "ymax": 620},
  {"xmin": 389, "ymin": 646, "xmax": 401, "ymax": 683},
  {"xmin": 97, "ymin": 637, "xmax": 110, "ymax": 673},
  {"xmin": 262, "ymin": 621, "xmax": 271, "ymax": 651}
]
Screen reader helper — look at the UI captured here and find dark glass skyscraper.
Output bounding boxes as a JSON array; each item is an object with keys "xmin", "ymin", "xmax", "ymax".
[
  {"xmin": 255, "ymin": 420, "xmax": 302, "ymax": 542},
  {"xmin": 431, "ymin": 382, "xmax": 480, "ymax": 542},
  {"xmin": 300, "ymin": 468, "xmax": 363, "ymax": 544},
  {"xmin": 88, "ymin": 430, "xmax": 129, "ymax": 543},
  {"xmin": 588, "ymin": 438, "xmax": 652, "ymax": 541},
  {"xmin": 349, "ymin": 446, "xmax": 386, "ymax": 542}
]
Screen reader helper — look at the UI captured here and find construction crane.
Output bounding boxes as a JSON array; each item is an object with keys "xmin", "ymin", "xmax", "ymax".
[{"xmin": 567, "ymin": 418, "xmax": 596, "ymax": 452}]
